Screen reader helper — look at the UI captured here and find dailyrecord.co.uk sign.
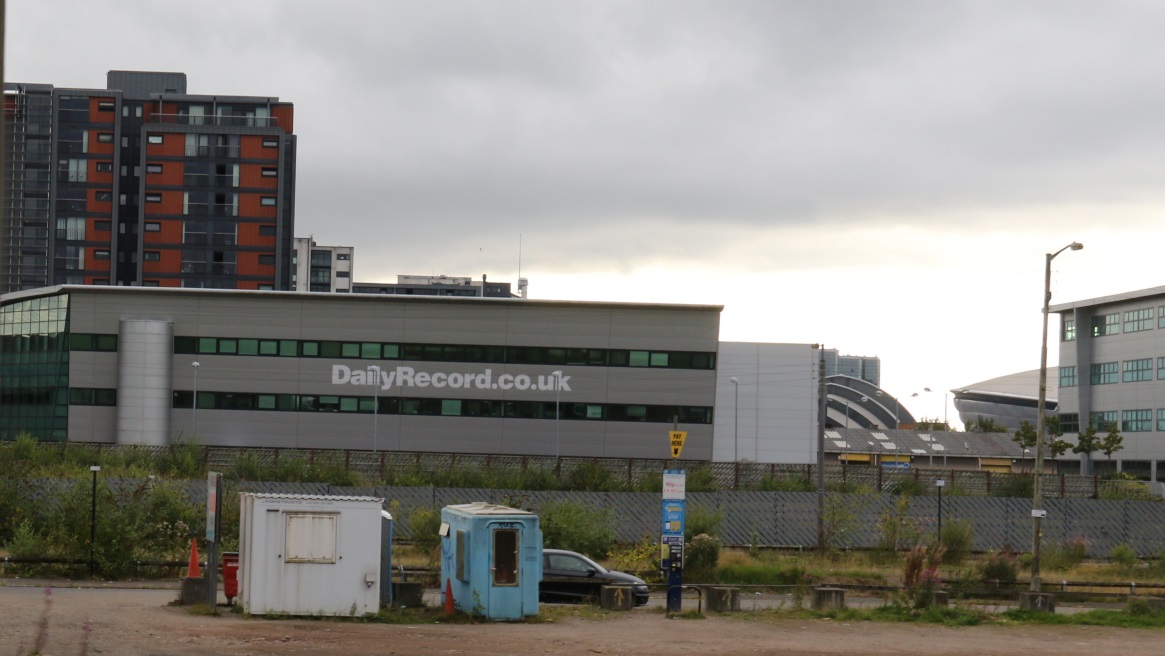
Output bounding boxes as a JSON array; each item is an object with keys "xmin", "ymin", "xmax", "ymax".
[{"xmin": 331, "ymin": 364, "xmax": 572, "ymax": 392}]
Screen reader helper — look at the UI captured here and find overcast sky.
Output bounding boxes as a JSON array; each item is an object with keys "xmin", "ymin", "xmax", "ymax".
[{"xmin": 9, "ymin": 1, "xmax": 1165, "ymax": 426}]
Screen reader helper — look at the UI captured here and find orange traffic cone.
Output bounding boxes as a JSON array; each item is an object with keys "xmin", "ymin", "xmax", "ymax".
[
  {"xmin": 187, "ymin": 539, "xmax": 201, "ymax": 578},
  {"xmin": 444, "ymin": 578, "xmax": 454, "ymax": 615}
]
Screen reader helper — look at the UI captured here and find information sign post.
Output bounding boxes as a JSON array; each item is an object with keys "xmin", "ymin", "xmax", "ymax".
[{"xmin": 206, "ymin": 471, "xmax": 222, "ymax": 612}]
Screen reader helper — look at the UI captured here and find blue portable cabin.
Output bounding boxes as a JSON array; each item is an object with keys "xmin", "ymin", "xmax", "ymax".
[{"xmin": 439, "ymin": 502, "xmax": 542, "ymax": 619}]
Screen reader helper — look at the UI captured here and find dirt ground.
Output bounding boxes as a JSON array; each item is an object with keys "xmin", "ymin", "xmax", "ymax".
[{"xmin": 2, "ymin": 583, "xmax": 1163, "ymax": 656}]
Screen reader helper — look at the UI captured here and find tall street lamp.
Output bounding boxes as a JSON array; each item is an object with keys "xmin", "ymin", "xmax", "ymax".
[
  {"xmin": 729, "ymin": 377, "xmax": 739, "ymax": 462},
  {"xmin": 191, "ymin": 361, "xmax": 200, "ymax": 437},
  {"xmin": 1031, "ymin": 240, "xmax": 1083, "ymax": 594},
  {"xmin": 89, "ymin": 464, "xmax": 101, "ymax": 576},
  {"xmin": 554, "ymin": 370, "xmax": 563, "ymax": 459}
]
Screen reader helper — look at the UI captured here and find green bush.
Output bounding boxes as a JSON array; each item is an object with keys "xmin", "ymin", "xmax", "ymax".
[
  {"xmin": 684, "ymin": 465, "xmax": 719, "ymax": 492},
  {"xmin": 991, "ymin": 475, "xmax": 1033, "ymax": 498},
  {"xmin": 1109, "ymin": 542, "xmax": 1138, "ymax": 568},
  {"xmin": 939, "ymin": 519, "xmax": 973, "ymax": 565},
  {"xmin": 886, "ymin": 476, "xmax": 928, "ymax": 497},
  {"xmin": 407, "ymin": 506, "xmax": 443, "ymax": 567},
  {"xmin": 684, "ymin": 534, "xmax": 722, "ymax": 579},
  {"xmin": 539, "ymin": 501, "xmax": 615, "ymax": 558},
  {"xmin": 1042, "ymin": 537, "xmax": 1089, "ymax": 571},
  {"xmin": 564, "ymin": 461, "xmax": 621, "ymax": 491},
  {"xmin": 683, "ymin": 506, "xmax": 723, "ymax": 541},
  {"xmin": 754, "ymin": 476, "xmax": 813, "ymax": 492},
  {"xmin": 978, "ymin": 549, "xmax": 1018, "ymax": 585}
]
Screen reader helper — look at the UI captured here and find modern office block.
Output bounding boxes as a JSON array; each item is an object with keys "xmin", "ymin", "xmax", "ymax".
[{"xmin": 1052, "ymin": 285, "xmax": 1165, "ymax": 480}]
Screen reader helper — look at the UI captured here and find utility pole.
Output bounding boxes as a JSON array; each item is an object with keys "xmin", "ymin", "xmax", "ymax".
[{"xmin": 815, "ymin": 344, "xmax": 826, "ymax": 553}]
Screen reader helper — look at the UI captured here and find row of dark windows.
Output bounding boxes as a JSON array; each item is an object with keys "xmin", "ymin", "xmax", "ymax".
[
  {"xmin": 61, "ymin": 332, "xmax": 717, "ymax": 370},
  {"xmin": 1060, "ymin": 359, "xmax": 1165, "ymax": 387},
  {"xmin": 1063, "ymin": 306, "xmax": 1165, "ymax": 341},
  {"xmin": 168, "ymin": 390, "xmax": 713, "ymax": 424},
  {"xmin": 1058, "ymin": 410, "xmax": 1165, "ymax": 434}
]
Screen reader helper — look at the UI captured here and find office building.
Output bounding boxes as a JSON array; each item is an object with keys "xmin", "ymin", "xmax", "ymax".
[
  {"xmin": 292, "ymin": 238, "xmax": 353, "ymax": 292},
  {"xmin": 823, "ymin": 349, "xmax": 880, "ymax": 386},
  {"xmin": 1052, "ymin": 284, "xmax": 1165, "ymax": 480},
  {"xmin": 1, "ymin": 71, "xmax": 296, "ymax": 292},
  {"xmin": 353, "ymin": 275, "xmax": 516, "ymax": 298},
  {"xmin": 0, "ymin": 285, "xmax": 719, "ymax": 458}
]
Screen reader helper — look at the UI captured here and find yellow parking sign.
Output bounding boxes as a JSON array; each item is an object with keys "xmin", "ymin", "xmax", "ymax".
[{"xmin": 669, "ymin": 431, "xmax": 687, "ymax": 458}]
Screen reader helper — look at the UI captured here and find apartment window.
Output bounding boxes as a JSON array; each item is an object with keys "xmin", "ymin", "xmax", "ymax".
[
  {"xmin": 261, "ymin": 167, "xmax": 278, "ymax": 177},
  {"xmin": 96, "ymin": 191, "xmax": 113, "ymax": 202},
  {"xmin": 337, "ymin": 270, "xmax": 350, "ymax": 278},
  {"xmin": 1159, "ymin": 409, "xmax": 1165, "ymax": 432},
  {"xmin": 142, "ymin": 280, "xmax": 160, "ymax": 287},
  {"xmin": 145, "ymin": 193, "xmax": 162, "ymax": 203},
  {"xmin": 57, "ymin": 245, "xmax": 84, "ymax": 270},
  {"xmin": 260, "ymin": 196, "xmax": 276, "ymax": 206},
  {"xmin": 96, "ymin": 162, "xmax": 113, "ymax": 173},
  {"xmin": 93, "ymin": 250, "xmax": 110, "ymax": 260},
  {"xmin": 147, "ymin": 134, "xmax": 163, "ymax": 145},
  {"xmin": 1160, "ymin": 306, "xmax": 1165, "ymax": 329},
  {"xmin": 1160, "ymin": 357, "xmax": 1165, "ymax": 380},
  {"xmin": 1123, "ymin": 409, "xmax": 1153, "ymax": 432},
  {"xmin": 1059, "ymin": 366, "xmax": 1077, "ymax": 388},
  {"xmin": 97, "ymin": 101, "xmax": 115, "ymax": 111},
  {"xmin": 1059, "ymin": 413, "xmax": 1079, "ymax": 434},
  {"xmin": 144, "ymin": 251, "xmax": 160, "ymax": 262},
  {"xmin": 1090, "ymin": 410, "xmax": 1118, "ymax": 431},
  {"xmin": 258, "ymin": 254, "xmax": 275, "ymax": 265},
  {"xmin": 94, "ymin": 221, "xmax": 111, "ymax": 232},
  {"xmin": 56, "ymin": 217, "xmax": 85, "ymax": 241},
  {"xmin": 262, "ymin": 138, "xmax": 278, "ymax": 148},
  {"xmin": 144, "ymin": 222, "xmax": 162, "ymax": 232},
  {"xmin": 1123, "ymin": 358, "xmax": 1153, "ymax": 382},
  {"xmin": 258, "ymin": 225, "xmax": 276, "ymax": 236},
  {"xmin": 147, "ymin": 164, "xmax": 163, "ymax": 174},
  {"xmin": 1090, "ymin": 361, "xmax": 1118, "ymax": 385},
  {"xmin": 60, "ymin": 158, "xmax": 86, "ymax": 182},
  {"xmin": 1124, "ymin": 308, "xmax": 1154, "ymax": 332},
  {"xmin": 1091, "ymin": 313, "xmax": 1119, "ymax": 337},
  {"xmin": 1062, "ymin": 319, "xmax": 1076, "ymax": 342},
  {"xmin": 337, "ymin": 253, "xmax": 350, "ymax": 261},
  {"xmin": 97, "ymin": 133, "xmax": 114, "ymax": 143}
]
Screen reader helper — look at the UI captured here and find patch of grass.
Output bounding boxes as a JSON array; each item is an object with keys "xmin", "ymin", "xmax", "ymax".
[
  {"xmin": 668, "ymin": 610, "xmax": 706, "ymax": 619},
  {"xmin": 1000, "ymin": 607, "xmax": 1165, "ymax": 628}
]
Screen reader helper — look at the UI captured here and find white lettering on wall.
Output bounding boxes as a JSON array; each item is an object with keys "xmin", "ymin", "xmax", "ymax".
[{"xmin": 330, "ymin": 365, "xmax": 572, "ymax": 392}]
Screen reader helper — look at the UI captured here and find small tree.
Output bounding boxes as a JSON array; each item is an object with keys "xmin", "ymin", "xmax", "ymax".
[
  {"xmin": 967, "ymin": 416, "xmax": 1008, "ymax": 433},
  {"xmin": 1072, "ymin": 425, "xmax": 1101, "ymax": 475},
  {"xmin": 1101, "ymin": 423, "xmax": 1124, "ymax": 462},
  {"xmin": 1013, "ymin": 421, "xmax": 1037, "ymax": 472},
  {"xmin": 1046, "ymin": 415, "xmax": 1072, "ymax": 459}
]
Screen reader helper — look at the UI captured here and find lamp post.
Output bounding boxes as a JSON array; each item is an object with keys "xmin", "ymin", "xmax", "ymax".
[
  {"xmin": 89, "ymin": 465, "xmax": 100, "ymax": 576},
  {"xmin": 370, "ymin": 365, "xmax": 380, "ymax": 454},
  {"xmin": 1031, "ymin": 240, "xmax": 1083, "ymax": 594},
  {"xmin": 554, "ymin": 370, "xmax": 563, "ymax": 459},
  {"xmin": 729, "ymin": 377, "xmax": 739, "ymax": 462},
  {"xmin": 936, "ymin": 478, "xmax": 945, "ymax": 542},
  {"xmin": 191, "ymin": 361, "xmax": 200, "ymax": 437}
]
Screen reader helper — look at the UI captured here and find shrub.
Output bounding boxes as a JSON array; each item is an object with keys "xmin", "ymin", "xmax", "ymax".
[
  {"xmin": 886, "ymin": 476, "xmax": 928, "ymax": 497},
  {"xmin": 939, "ymin": 519, "xmax": 973, "ymax": 565},
  {"xmin": 539, "ymin": 501, "xmax": 615, "ymax": 558},
  {"xmin": 684, "ymin": 534, "xmax": 722, "ymax": 579},
  {"xmin": 407, "ymin": 506, "xmax": 443, "ymax": 568},
  {"xmin": 1042, "ymin": 536, "xmax": 1089, "ymax": 571},
  {"xmin": 607, "ymin": 537, "xmax": 662, "ymax": 582},
  {"xmin": 684, "ymin": 465, "xmax": 719, "ymax": 492},
  {"xmin": 874, "ymin": 496, "xmax": 922, "ymax": 559},
  {"xmin": 683, "ymin": 506, "xmax": 723, "ymax": 541},
  {"xmin": 1109, "ymin": 542, "xmax": 1138, "ymax": 568},
  {"xmin": 978, "ymin": 548, "xmax": 1018, "ymax": 585},
  {"xmin": 754, "ymin": 476, "xmax": 813, "ymax": 492},
  {"xmin": 564, "ymin": 461, "xmax": 620, "ymax": 491},
  {"xmin": 991, "ymin": 476, "xmax": 1033, "ymax": 498}
]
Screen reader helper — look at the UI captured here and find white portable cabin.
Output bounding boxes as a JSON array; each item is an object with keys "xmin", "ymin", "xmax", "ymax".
[{"xmin": 239, "ymin": 493, "xmax": 384, "ymax": 616}]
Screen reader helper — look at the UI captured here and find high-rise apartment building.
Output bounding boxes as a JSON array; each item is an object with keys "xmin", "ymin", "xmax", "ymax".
[{"xmin": 1, "ymin": 71, "xmax": 296, "ymax": 292}]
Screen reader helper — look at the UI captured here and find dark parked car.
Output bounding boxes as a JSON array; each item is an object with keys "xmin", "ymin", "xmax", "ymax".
[{"xmin": 540, "ymin": 548, "xmax": 650, "ymax": 606}]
